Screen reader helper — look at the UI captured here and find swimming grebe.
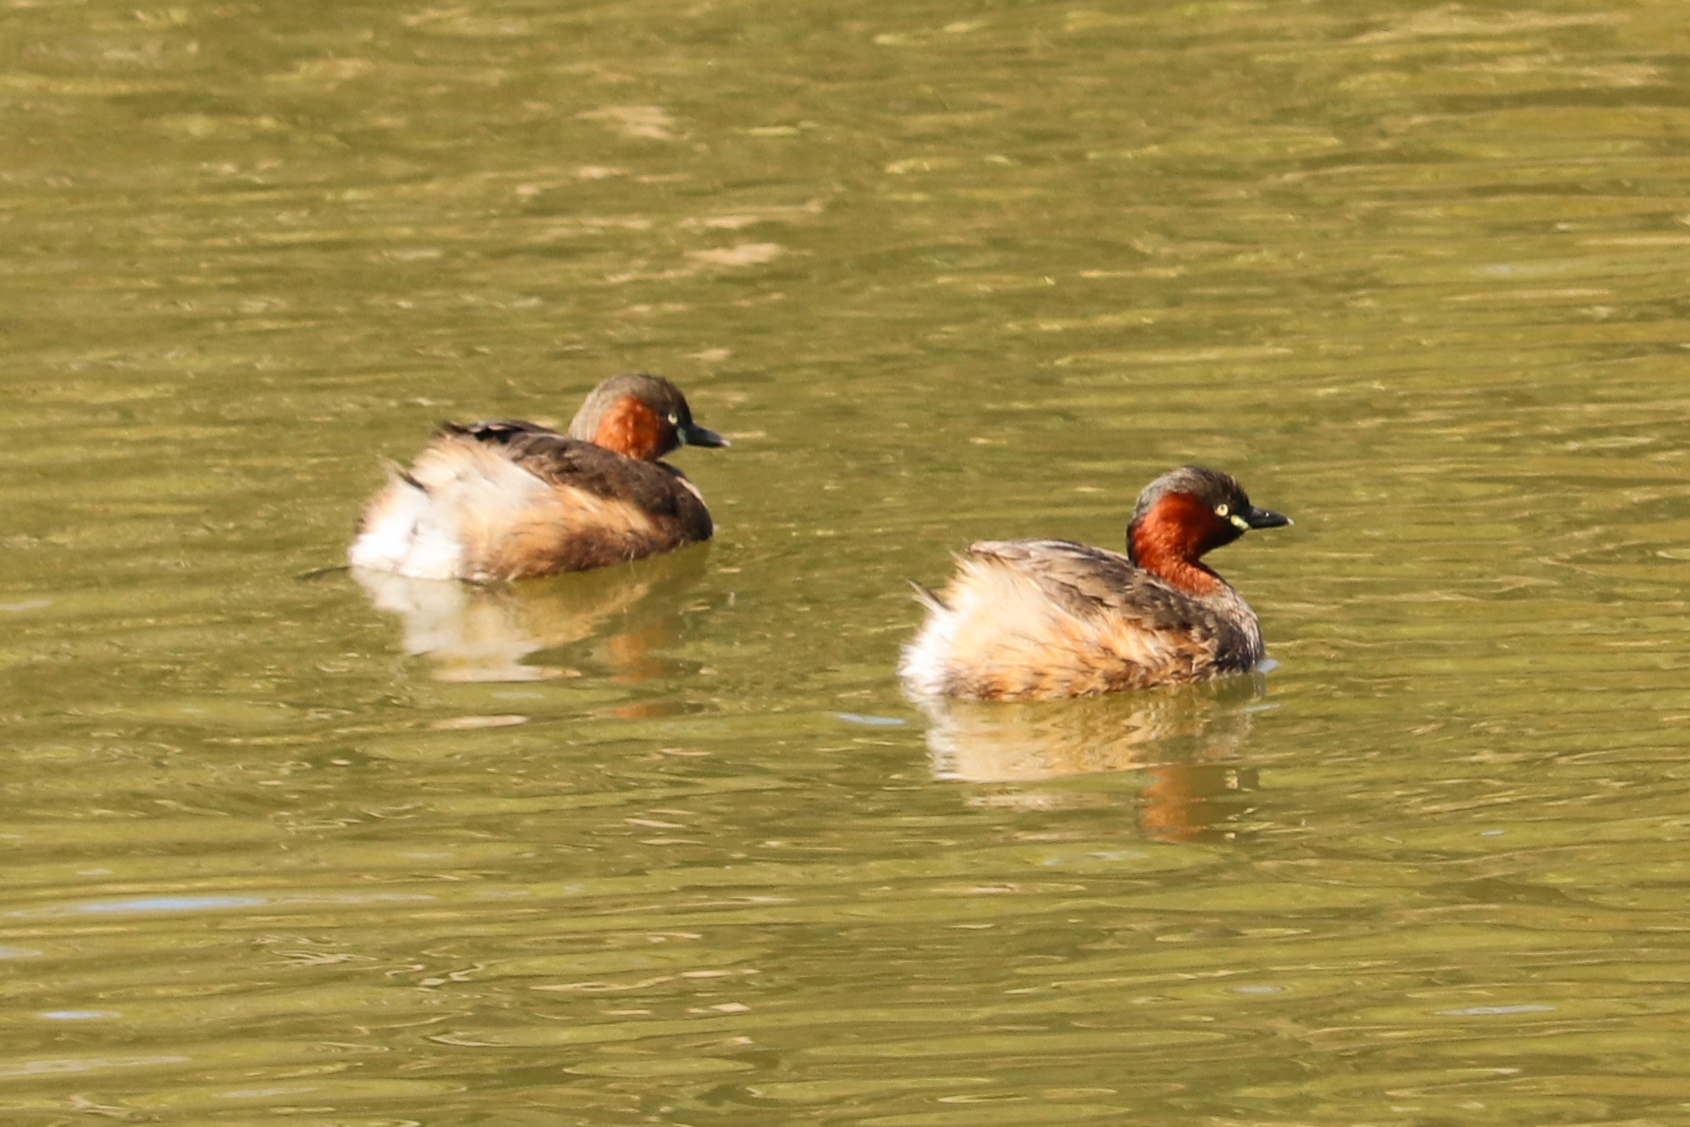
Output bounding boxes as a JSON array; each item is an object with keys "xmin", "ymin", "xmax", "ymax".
[
  {"xmin": 899, "ymin": 466, "xmax": 1289, "ymax": 700},
  {"xmin": 348, "ymin": 373, "xmax": 727, "ymax": 582}
]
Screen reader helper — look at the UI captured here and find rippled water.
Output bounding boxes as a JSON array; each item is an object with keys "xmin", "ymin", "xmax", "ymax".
[{"xmin": 5, "ymin": 0, "xmax": 1690, "ymax": 1122}]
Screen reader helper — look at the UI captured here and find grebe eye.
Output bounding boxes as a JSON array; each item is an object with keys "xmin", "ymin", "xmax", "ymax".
[
  {"xmin": 667, "ymin": 412, "xmax": 680, "ymax": 425},
  {"xmin": 1215, "ymin": 503, "xmax": 1229, "ymax": 517}
]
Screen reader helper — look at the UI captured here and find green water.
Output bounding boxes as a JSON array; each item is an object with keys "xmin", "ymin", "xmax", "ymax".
[{"xmin": 5, "ymin": 0, "xmax": 1690, "ymax": 1122}]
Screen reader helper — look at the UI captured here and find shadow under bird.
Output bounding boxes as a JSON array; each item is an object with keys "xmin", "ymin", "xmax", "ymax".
[
  {"xmin": 349, "ymin": 373, "xmax": 727, "ymax": 582},
  {"xmin": 900, "ymin": 465, "xmax": 1290, "ymax": 700}
]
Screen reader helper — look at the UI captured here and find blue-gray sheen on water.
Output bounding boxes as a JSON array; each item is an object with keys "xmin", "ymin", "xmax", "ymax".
[{"xmin": 4, "ymin": 0, "xmax": 1690, "ymax": 1123}]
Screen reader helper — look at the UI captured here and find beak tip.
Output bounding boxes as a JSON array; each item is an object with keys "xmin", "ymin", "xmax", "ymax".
[
  {"xmin": 684, "ymin": 426, "xmax": 729, "ymax": 448},
  {"xmin": 1245, "ymin": 507, "xmax": 1292, "ymax": 530}
]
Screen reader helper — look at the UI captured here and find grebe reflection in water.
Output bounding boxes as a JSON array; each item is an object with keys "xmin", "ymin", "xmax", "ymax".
[
  {"xmin": 920, "ymin": 675, "xmax": 1266, "ymax": 842},
  {"xmin": 352, "ymin": 546, "xmax": 707, "ymax": 683}
]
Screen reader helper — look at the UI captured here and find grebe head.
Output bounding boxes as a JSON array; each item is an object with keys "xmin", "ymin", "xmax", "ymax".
[
  {"xmin": 1127, "ymin": 466, "xmax": 1290, "ymax": 593},
  {"xmin": 567, "ymin": 373, "xmax": 728, "ymax": 461}
]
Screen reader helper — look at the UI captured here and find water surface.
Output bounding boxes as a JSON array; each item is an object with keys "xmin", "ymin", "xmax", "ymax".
[{"xmin": 4, "ymin": 0, "xmax": 1690, "ymax": 1122}]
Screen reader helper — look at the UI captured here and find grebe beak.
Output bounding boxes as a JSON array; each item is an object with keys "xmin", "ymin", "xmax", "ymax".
[
  {"xmin": 1241, "ymin": 506, "xmax": 1291, "ymax": 530},
  {"xmin": 680, "ymin": 423, "xmax": 729, "ymax": 448}
]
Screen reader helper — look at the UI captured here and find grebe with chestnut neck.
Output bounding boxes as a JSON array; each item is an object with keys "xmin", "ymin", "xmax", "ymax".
[
  {"xmin": 899, "ymin": 466, "xmax": 1290, "ymax": 700},
  {"xmin": 349, "ymin": 373, "xmax": 727, "ymax": 582}
]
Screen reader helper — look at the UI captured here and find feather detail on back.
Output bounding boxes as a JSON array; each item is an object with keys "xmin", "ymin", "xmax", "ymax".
[
  {"xmin": 347, "ymin": 464, "xmax": 468, "ymax": 581},
  {"xmin": 350, "ymin": 423, "xmax": 712, "ymax": 582},
  {"xmin": 906, "ymin": 578, "xmax": 948, "ymax": 614},
  {"xmin": 901, "ymin": 466, "xmax": 1287, "ymax": 700},
  {"xmin": 900, "ymin": 539, "xmax": 1263, "ymax": 701}
]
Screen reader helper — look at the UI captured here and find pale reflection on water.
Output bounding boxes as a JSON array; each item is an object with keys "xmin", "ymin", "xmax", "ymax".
[
  {"xmin": 352, "ymin": 546, "xmax": 707, "ymax": 682},
  {"xmin": 920, "ymin": 676, "xmax": 1264, "ymax": 841}
]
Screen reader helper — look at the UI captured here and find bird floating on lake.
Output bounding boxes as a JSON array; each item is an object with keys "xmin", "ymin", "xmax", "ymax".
[
  {"xmin": 349, "ymin": 373, "xmax": 726, "ymax": 582},
  {"xmin": 900, "ymin": 466, "xmax": 1290, "ymax": 700}
]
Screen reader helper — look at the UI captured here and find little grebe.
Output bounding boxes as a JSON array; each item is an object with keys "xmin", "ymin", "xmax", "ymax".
[
  {"xmin": 900, "ymin": 466, "xmax": 1289, "ymax": 700},
  {"xmin": 349, "ymin": 373, "xmax": 726, "ymax": 582}
]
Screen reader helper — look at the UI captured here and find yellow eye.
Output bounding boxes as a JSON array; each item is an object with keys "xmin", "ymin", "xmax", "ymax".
[
  {"xmin": 1215, "ymin": 503, "xmax": 1229, "ymax": 517},
  {"xmin": 667, "ymin": 412, "xmax": 680, "ymax": 425}
]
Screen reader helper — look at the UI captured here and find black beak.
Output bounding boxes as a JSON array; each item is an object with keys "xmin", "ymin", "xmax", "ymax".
[
  {"xmin": 1244, "ymin": 505, "xmax": 1291, "ymax": 529},
  {"xmin": 681, "ymin": 423, "xmax": 729, "ymax": 448}
]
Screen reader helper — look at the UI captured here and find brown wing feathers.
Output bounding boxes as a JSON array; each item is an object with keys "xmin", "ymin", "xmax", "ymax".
[{"xmin": 441, "ymin": 420, "xmax": 709, "ymax": 534}]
